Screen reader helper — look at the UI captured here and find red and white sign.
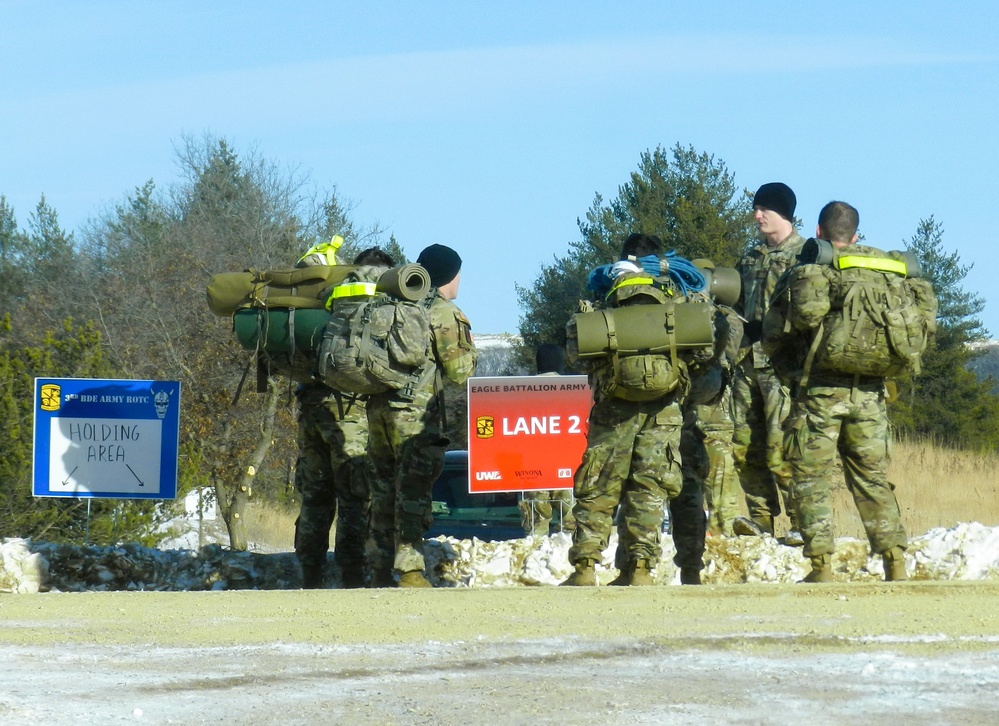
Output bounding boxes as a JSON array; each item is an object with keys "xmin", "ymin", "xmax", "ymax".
[{"xmin": 467, "ymin": 375, "xmax": 591, "ymax": 494}]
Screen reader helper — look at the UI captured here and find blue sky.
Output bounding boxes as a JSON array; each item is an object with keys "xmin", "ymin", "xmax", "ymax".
[{"xmin": 3, "ymin": 2, "xmax": 998, "ymax": 336}]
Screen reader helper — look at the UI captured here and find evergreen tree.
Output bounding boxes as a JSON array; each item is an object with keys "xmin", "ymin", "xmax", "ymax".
[
  {"xmin": 515, "ymin": 143, "xmax": 754, "ymax": 355},
  {"xmin": 890, "ymin": 217, "xmax": 999, "ymax": 448}
]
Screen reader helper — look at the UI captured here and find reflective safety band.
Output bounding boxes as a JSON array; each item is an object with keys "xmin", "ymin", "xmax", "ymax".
[
  {"xmin": 836, "ymin": 255, "xmax": 907, "ymax": 276},
  {"xmin": 298, "ymin": 234, "xmax": 346, "ymax": 266},
  {"xmin": 330, "ymin": 281, "xmax": 377, "ymax": 298},
  {"xmin": 606, "ymin": 275, "xmax": 672, "ymax": 299}
]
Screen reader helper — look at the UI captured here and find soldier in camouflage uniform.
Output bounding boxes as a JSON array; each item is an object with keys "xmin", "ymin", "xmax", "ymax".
[
  {"xmin": 770, "ymin": 201, "xmax": 911, "ymax": 583},
  {"xmin": 365, "ymin": 244, "xmax": 478, "ymax": 588},
  {"xmin": 563, "ymin": 234, "xmax": 691, "ymax": 587},
  {"xmin": 294, "ymin": 245, "xmax": 394, "ymax": 589},
  {"xmin": 731, "ymin": 182, "xmax": 805, "ymax": 543}
]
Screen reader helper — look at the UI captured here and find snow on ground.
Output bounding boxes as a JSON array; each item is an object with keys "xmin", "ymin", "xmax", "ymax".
[{"xmin": 1, "ymin": 521, "xmax": 997, "ymax": 594}]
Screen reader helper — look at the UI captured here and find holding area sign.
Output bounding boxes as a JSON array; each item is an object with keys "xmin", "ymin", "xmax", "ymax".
[
  {"xmin": 33, "ymin": 378, "xmax": 181, "ymax": 500},
  {"xmin": 467, "ymin": 375, "xmax": 591, "ymax": 494}
]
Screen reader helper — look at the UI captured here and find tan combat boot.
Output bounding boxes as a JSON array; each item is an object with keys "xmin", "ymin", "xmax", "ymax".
[
  {"xmin": 628, "ymin": 560, "xmax": 655, "ymax": 586},
  {"xmin": 397, "ymin": 571, "xmax": 433, "ymax": 588},
  {"xmin": 883, "ymin": 547, "xmax": 908, "ymax": 582},
  {"xmin": 801, "ymin": 554, "xmax": 833, "ymax": 583},
  {"xmin": 561, "ymin": 560, "xmax": 597, "ymax": 586}
]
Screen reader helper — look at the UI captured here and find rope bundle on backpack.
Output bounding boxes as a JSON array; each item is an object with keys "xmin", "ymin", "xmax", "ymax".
[{"xmin": 587, "ymin": 252, "xmax": 707, "ymax": 298}]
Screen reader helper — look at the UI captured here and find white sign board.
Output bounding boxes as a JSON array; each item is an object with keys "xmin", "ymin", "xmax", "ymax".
[{"xmin": 32, "ymin": 378, "xmax": 181, "ymax": 499}]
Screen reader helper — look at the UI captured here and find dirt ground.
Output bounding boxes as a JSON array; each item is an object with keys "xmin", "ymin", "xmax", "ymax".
[{"xmin": 2, "ymin": 581, "xmax": 999, "ymax": 725}]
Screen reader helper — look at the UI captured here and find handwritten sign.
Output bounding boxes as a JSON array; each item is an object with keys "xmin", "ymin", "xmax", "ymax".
[{"xmin": 33, "ymin": 378, "xmax": 181, "ymax": 499}]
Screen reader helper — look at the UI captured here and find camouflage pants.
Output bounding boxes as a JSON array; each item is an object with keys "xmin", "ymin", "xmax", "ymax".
[
  {"xmin": 294, "ymin": 394, "xmax": 370, "ymax": 574},
  {"xmin": 696, "ymin": 389, "xmax": 740, "ymax": 536},
  {"xmin": 730, "ymin": 362, "xmax": 797, "ymax": 528},
  {"xmin": 784, "ymin": 380, "xmax": 905, "ymax": 557},
  {"xmin": 365, "ymin": 390, "xmax": 447, "ymax": 576},
  {"xmin": 519, "ymin": 490, "xmax": 575, "ymax": 537},
  {"xmin": 569, "ymin": 396, "xmax": 683, "ymax": 568},
  {"xmin": 671, "ymin": 412, "xmax": 707, "ymax": 571}
]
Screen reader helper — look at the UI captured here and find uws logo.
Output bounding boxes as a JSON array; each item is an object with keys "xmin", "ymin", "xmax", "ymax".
[{"xmin": 475, "ymin": 471, "xmax": 502, "ymax": 481}]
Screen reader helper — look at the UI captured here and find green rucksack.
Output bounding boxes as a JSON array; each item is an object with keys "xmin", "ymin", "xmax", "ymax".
[
  {"xmin": 317, "ymin": 263, "xmax": 437, "ymax": 398},
  {"xmin": 567, "ymin": 271, "xmax": 717, "ymax": 402},
  {"xmin": 206, "ymin": 264, "xmax": 357, "ymax": 386},
  {"xmin": 768, "ymin": 239, "xmax": 937, "ymax": 380}
]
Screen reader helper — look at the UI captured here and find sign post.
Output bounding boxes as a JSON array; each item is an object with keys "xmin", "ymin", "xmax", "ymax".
[
  {"xmin": 33, "ymin": 378, "xmax": 181, "ymax": 500},
  {"xmin": 467, "ymin": 375, "xmax": 591, "ymax": 494}
]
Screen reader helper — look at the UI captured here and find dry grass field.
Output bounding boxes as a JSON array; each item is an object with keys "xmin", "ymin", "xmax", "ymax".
[{"xmin": 239, "ymin": 438, "xmax": 999, "ymax": 551}]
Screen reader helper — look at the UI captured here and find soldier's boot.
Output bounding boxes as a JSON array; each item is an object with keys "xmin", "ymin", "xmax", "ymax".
[
  {"xmin": 733, "ymin": 516, "xmax": 773, "ymax": 537},
  {"xmin": 561, "ymin": 560, "xmax": 597, "ymax": 586},
  {"xmin": 301, "ymin": 564, "xmax": 324, "ymax": 590},
  {"xmin": 608, "ymin": 566, "xmax": 630, "ymax": 587},
  {"xmin": 370, "ymin": 568, "xmax": 396, "ymax": 588},
  {"xmin": 883, "ymin": 547, "xmax": 908, "ymax": 582},
  {"xmin": 801, "ymin": 554, "xmax": 833, "ymax": 583},
  {"xmin": 680, "ymin": 567, "xmax": 702, "ymax": 585},
  {"xmin": 397, "ymin": 571, "xmax": 433, "ymax": 588},
  {"xmin": 339, "ymin": 565, "xmax": 366, "ymax": 589},
  {"xmin": 628, "ymin": 560, "xmax": 655, "ymax": 586}
]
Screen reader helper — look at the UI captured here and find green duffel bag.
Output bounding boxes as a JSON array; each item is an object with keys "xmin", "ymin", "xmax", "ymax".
[{"xmin": 232, "ymin": 307, "xmax": 331, "ymax": 355}]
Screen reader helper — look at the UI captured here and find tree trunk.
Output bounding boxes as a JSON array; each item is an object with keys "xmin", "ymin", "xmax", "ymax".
[{"xmin": 219, "ymin": 380, "xmax": 282, "ymax": 551}]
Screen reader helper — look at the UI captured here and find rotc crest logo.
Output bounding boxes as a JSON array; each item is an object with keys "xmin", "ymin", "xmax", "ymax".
[
  {"xmin": 475, "ymin": 415, "xmax": 494, "ymax": 439},
  {"xmin": 40, "ymin": 383, "xmax": 62, "ymax": 412}
]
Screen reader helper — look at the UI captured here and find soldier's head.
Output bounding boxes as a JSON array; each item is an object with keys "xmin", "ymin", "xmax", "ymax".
[
  {"xmin": 352, "ymin": 247, "xmax": 395, "ymax": 268},
  {"xmin": 620, "ymin": 233, "xmax": 662, "ymax": 260},
  {"xmin": 817, "ymin": 201, "xmax": 859, "ymax": 248},
  {"xmin": 753, "ymin": 182, "xmax": 796, "ymax": 245},
  {"xmin": 535, "ymin": 343, "xmax": 565, "ymax": 375},
  {"xmin": 417, "ymin": 244, "xmax": 462, "ymax": 299}
]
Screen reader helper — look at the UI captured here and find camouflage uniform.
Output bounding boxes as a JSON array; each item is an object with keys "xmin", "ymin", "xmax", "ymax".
[
  {"xmin": 670, "ymin": 406, "xmax": 708, "ymax": 571},
  {"xmin": 688, "ymin": 389, "xmax": 740, "ymax": 536},
  {"xmin": 365, "ymin": 291, "xmax": 477, "ymax": 582},
  {"xmin": 732, "ymin": 231, "xmax": 806, "ymax": 532},
  {"xmin": 570, "ymin": 390, "xmax": 685, "ymax": 570},
  {"xmin": 784, "ymin": 375, "xmax": 904, "ymax": 557},
  {"xmin": 294, "ymin": 382, "xmax": 370, "ymax": 585}
]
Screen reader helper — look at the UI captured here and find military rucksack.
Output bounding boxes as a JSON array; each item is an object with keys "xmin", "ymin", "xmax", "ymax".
[
  {"xmin": 317, "ymin": 263, "xmax": 437, "ymax": 397},
  {"xmin": 766, "ymin": 239, "xmax": 937, "ymax": 380},
  {"xmin": 567, "ymin": 270, "xmax": 717, "ymax": 402},
  {"xmin": 206, "ymin": 264, "xmax": 357, "ymax": 387}
]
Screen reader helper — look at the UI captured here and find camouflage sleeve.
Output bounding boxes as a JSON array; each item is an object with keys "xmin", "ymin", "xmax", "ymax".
[{"xmin": 430, "ymin": 297, "xmax": 478, "ymax": 385}]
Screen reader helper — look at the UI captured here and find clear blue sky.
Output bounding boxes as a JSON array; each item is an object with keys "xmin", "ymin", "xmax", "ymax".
[{"xmin": 3, "ymin": 2, "xmax": 998, "ymax": 336}]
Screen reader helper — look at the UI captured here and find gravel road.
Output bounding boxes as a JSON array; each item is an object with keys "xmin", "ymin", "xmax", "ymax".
[{"xmin": 2, "ymin": 581, "xmax": 999, "ymax": 724}]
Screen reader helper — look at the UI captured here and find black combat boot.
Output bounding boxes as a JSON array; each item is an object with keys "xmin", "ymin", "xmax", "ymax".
[{"xmin": 301, "ymin": 564, "xmax": 324, "ymax": 589}]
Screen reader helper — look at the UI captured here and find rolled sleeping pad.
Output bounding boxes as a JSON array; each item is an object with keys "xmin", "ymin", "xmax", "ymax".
[
  {"xmin": 574, "ymin": 301, "xmax": 715, "ymax": 358},
  {"xmin": 207, "ymin": 265, "xmax": 357, "ymax": 316},
  {"xmin": 376, "ymin": 263, "xmax": 432, "ymax": 301},
  {"xmin": 692, "ymin": 261, "xmax": 741, "ymax": 307}
]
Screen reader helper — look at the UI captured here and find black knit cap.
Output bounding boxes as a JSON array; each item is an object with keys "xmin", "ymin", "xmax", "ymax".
[
  {"xmin": 417, "ymin": 244, "xmax": 462, "ymax": 287},
  {"xmin": 752, "ymin": 182, "xmax": 796, "ymax": 221}
]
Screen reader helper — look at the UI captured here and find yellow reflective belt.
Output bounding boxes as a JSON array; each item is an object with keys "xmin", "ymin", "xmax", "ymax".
[
  {"xmin": 607, "ymin": 275, "xmax": 672, "ymax": 299},
  {"xmin": 837, "ymin": 255, "xmax": 907, "ymax": 276},
  {"xmin": 331, "ymin": 282, "xmax": 377, "ymax": 298}
]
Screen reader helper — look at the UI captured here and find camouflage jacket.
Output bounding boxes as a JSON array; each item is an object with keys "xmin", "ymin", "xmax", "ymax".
[
  {"xmin": 736, "ymin": 231, "xmax": 806, "ymax": 368},
  {"xmin": 429, "ymin": 291, "xmax": 478, "ymax": 388}
]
